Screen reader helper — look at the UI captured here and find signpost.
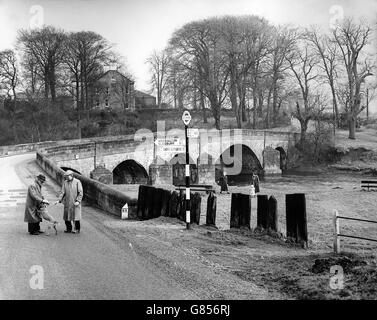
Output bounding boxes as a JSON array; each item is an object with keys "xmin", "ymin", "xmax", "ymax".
[{"xmin": 182, "ymin": 110, "xmax": 192, "ymax": 230}]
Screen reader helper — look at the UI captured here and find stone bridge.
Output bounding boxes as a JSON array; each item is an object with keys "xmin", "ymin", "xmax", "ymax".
[{"xmin": 41, "ymin": 129, "xmax": 300, "ymax": 186}]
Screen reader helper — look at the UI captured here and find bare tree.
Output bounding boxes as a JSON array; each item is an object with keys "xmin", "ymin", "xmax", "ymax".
[
  {"xmin": 332, "ymin": 18, "xmax": 374, "ymax": 139},
  {"xmin": 146, "ymin": 50, "xmax": 170, "ymax": 108},
  {"xmin": 306, "ymin": 27, "xmax": 340, "ymax": 128},
  {"xmin": 17, "ymin": 26, "xmax": 66, "ymax": 102},
  {"xmin": 265, "ymin": 26, "xmax": 296, "ymax": 127},
  {"xmin": 169, "ymin": 18, "xmax": 229, "ymax": 129},
  {"xmin": 0, "ymin": 50, "xmax": 20, "ymax": 143},
  {"xmin": 286, "ymin": 34, "xmax": 321, "ymax": 145}
]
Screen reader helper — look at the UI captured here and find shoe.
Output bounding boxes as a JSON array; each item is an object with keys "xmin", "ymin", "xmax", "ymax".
[
  {"xmin": 64, "ymin": 230, "xmax": 72, "ymax": 233},
  {"xmin": 71, "ymin": 230, "xmax": 76, "ymax": 234},
  {"xmin": 76, "ymin": 230, "xmax": 80, "ymax": 234}
]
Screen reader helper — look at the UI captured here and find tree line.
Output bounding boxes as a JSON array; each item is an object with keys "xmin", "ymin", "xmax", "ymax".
[
  {"xmin": 146, "ymin": 15, "xmax": 377, "ymax": 142},
  {"xmin": 0, "ymin": 26, "xmax": 128, "ymax": 144}
]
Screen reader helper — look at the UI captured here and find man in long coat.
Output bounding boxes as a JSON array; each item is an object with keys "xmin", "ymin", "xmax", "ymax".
[
  {"xmin": 24, "ymin": 174, "xmax": 49, "ymax": 235},
  {"xmin": 57, "ymin": 170, "xmax": 83, "ymax": 233},
  {"xmin": 219, "ymin": 169, "xmax": 230, "ymax": 194}
]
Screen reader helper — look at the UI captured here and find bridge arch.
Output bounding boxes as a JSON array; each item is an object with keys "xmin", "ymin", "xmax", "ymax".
[
  {"xmin": 112, "ymin": 160, "xmax": 149, "ymax": 184},
  {"xmin": 169, "ymin": 153, "xmax": 198, "ymax": 186},
  {"xmin": 61, "ymin": 167, "xmax": 82, "ymax": 175},
  {"xmin": 215, "ymin": 144, "xmax": 263, "ymax": 186}
]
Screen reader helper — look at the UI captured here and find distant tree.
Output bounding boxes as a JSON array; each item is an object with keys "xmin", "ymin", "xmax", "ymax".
[
  {"xmin": 306, "ymin": 27, "xmax": 340, "ymax": 128},
  {"xmin": 146, "ymin": 50, "xmax": 170, "ymax": 108},
  {"xmin": 17, "ymin": 26, "xmax": 66, "ymax": 102},
  {"xmin": 286, "ymin": 33, "xmax": 321, "ymax": 145},
  {"xmin": 169, "ymin": 18, "xmax": 230, "ymax": 129},
  {"xmin": 0, "ymin": 49, "xmax": 20, "ymax": 143},
  {"xmin": 332, "ymin": 18, "xmax": 374, "ymax": 139}
]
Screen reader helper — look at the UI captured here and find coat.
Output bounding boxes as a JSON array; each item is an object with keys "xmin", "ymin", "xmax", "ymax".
[
  {"xmin": 219, "ymin": 174, "xmax": 229, "ymax": 192},
  {"xmin": 24, "ymin": 180, "xmax": 43, "ymax": 223},
  {"xmin": 59, "ymin": 178, "xmax": 83, "ymax": 221},
  {"xmin": 252, "ymin": 175, "xmax": 260, "ymax": 193}
]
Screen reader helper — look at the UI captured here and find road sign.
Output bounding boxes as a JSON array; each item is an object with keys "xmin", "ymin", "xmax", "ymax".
[
  {"xmin": 154, "ymin": 137, "xmax": 184, "ymax": 146},
  {"xmin": 160, "ymin": 145, "xmax": 186, "ymax": 153},
  {"xmin": 187, "ymin": 128, "xmax": 199, "ymax": 138},
  {"xmin": 182, "ymin": 111, "xmax": 192, "ymax": 126}
]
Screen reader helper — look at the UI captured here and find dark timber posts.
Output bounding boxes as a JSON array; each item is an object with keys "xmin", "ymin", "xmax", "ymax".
[
  {"xmin": 285, "ymin": 193, "xmax": 308, "ymax": 246},
  {"xmin": 169, "ymin": 191, "xmax": 179, "ymax": 218},
  {"xmin": 267, "ymin": 195, "xmax": 278, "ymax": 231},
  {"xmin": 190, "ymin": 192, "xmax": 201, "ymax": 224},
  {"xmin": 137, "ymin": 185, "xmax": 146, "ymax": 219},
  {"xmin": 206, "ymin": 192, "xmax": 217, "ymax": 227},
  {"xmin": 161, "ymin": 189, "xmax": 171, "ymax": 217},
  {"xmin": 257, "ymin": 195, "xmax": 269, "ymax": 229},
  {"xmin": 230, "ymin": 193, "xmax": 251, "ymax": 229}
]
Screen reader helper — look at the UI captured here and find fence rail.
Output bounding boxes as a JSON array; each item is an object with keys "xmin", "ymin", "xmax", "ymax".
[{"xmin": 333, "ymin": 209, "xmax": 377, "ymax": 253}]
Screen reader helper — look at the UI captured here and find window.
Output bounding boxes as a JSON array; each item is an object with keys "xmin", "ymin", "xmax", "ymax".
[
  {"xmin": 106, "ymin": 87, "xmax": 109, "ymax": 95},
  {"xmin": 96, "ymin": 99, "xmax": 100, "ymax": 107},
  {"xmin": 105, "ymin": 99, "xmax": 109, "ymax": 107}
]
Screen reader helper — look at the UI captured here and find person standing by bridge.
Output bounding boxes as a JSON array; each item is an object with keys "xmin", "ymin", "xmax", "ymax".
[
  {"xmin": 24, "ymin": 174, "xmax": 49, "ymax": 235},
  {"xmin": 55, "ymin": 170, "xmax": 83, "ymax": 233},
  {"xmin": 219, "ymin": 169, "xmax": 230, "ymax": 194},
  {"xmin": 251, "ymin": 172, "xmax": 260, "ymax": 193}
]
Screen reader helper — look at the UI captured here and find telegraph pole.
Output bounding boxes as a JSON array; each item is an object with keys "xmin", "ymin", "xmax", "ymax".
[{"xmin": 182, "ymin": 110, "xmax": 192, "ymax": 230}]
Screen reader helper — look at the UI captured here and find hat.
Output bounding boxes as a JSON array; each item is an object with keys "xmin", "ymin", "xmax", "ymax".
[
  {"xmin": 37, "ymin": 174, "xmax": 46, "ymax": 182},
  {"xmin": 64, "ymin": 170, "xmax": 74, "ymax": 176}
]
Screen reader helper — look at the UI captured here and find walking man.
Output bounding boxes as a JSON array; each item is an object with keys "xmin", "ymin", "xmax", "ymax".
[
  {"xmin": 55, "ymin": 170, "xmax": 83, "ymax": 233},
  {"xmin": 24, "ymin": 174, "xmax": 49, "ymax": 235}
]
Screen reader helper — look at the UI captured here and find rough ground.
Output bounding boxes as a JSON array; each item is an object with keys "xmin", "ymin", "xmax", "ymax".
[{"xmin": 112, "ymin": 168, "xmax": 377, "ymax": 300}]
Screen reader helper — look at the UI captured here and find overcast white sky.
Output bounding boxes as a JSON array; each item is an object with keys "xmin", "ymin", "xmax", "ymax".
[{"xmin": 0, "ymin": 0, "xmax": 376, "ymax": 92}]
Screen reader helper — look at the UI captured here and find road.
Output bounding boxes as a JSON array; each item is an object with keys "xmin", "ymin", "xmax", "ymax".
[{"xmin": 0, "ymin": 153, "xmax": 197, "ymax": 300}]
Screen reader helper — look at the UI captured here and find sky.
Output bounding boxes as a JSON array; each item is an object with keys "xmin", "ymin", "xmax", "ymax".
[{"xmin": 0, "ymin": 0, "xmax": 376, "ymax": 92}]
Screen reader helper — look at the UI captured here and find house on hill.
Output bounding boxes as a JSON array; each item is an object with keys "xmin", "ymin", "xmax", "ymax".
[
  {"xmin": 91, "ymin": 70, "xmax": 157, "ymax": 110},
  {"xmin": 134, "ymin": 90, "xmax": 156, "ymax": 109}
]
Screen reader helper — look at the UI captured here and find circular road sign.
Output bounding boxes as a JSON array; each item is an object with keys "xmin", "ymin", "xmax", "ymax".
[{"xmin": 182, "ymin": 110, "xmax": 192, "ymax": 126}]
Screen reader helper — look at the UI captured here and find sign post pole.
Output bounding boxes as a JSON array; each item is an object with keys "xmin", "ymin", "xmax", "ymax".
[{"xmin": 182, "ymin": 110, "xmax": 192, "ymax": 230}]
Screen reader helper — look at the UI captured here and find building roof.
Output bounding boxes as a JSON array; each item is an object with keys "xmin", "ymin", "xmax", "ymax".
[
  {"xmin": 134, "ymin": 90, "xmax": 156, "ymax": 99},
  {"xmin": 99, "ymin": 69, "xmax": 135, "ymax": 84}
]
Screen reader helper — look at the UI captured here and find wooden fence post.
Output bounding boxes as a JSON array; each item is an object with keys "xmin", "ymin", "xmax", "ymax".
[
  {"xmin": 257, "ymin": 195, "xmax": 269, "ymax": 229},
  {"xmin": 333, "ymin": 209, "xmax": 340, "ymax": 254},
  {"xmin": 267, "ymin": 195, "xmax": 278, "ymax": 232},
  {"xmin": 137, "ymin": 185, "xmax": 145, "ymax": 219},
  {"xmin": 169, "ymin": 191, "xmax": 179, "ymax": 218},
  {"xmin": 206, "ymin": 192, "xmax": 217, "ymax": 227}
]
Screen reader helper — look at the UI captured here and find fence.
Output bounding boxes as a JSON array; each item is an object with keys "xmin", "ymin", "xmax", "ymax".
[{"xmin": 333, "ymin": 209, "xmax": 377, "ymax": 253}]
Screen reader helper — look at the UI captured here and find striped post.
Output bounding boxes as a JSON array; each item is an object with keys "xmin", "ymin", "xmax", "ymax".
[{"xmin": 185, "ymin": 124, "xmax": 190, "ymax": 230}]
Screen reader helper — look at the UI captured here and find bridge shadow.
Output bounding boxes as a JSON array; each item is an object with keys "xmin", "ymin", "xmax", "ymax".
[
  {"xmin": 215, "ymin": 144, "xmax": 263, "ymax": 186},
  {"xmin": 113, "ymin": 160, "xmax": 149, "ymax": 184}
]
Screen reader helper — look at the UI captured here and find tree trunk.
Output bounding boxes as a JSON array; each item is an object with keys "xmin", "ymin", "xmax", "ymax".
[
  {"xmin": 200, "ymin": 91, "xmax": 207, "ymax": 124},
  {"xmin": 230, "ymin": 76, "xmax": 241, "ymax": 128},
  {"xmin": 348, "ymin": 114, "xmax": 356, "ymax": 140},
  {"xmin": 210, "ymin": 98, "xmax": 221, "ymax": 130},
  {"xmin": 266, "ymin": 88, "xmax": 272, "ymax": 129},
  {"xmin": 252, "ymin": 92, "xmax": 257, "ymax": 129},
  {"xmin": 49, "ymin": 63, "xmax": 56, "ymax": 102},
  {"xmin": 299, "ymin": 119, "xmax": 308, "ymax": 146}
]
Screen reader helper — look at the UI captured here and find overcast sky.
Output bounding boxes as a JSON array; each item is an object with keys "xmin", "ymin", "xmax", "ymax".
[{"xmin": 0, "ymin": 0, "xmax": 376, "ymax": 92}]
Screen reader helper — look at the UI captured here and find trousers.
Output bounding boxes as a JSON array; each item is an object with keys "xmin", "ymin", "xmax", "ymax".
[{"xmin": 65, "ymin": 221, "xmax": 80, "ymax": 231}]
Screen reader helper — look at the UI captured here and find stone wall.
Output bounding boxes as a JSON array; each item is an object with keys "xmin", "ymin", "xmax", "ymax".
[{"xmin": 36, "ymin": 152, "xmax": 137, "ymax": 218}]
